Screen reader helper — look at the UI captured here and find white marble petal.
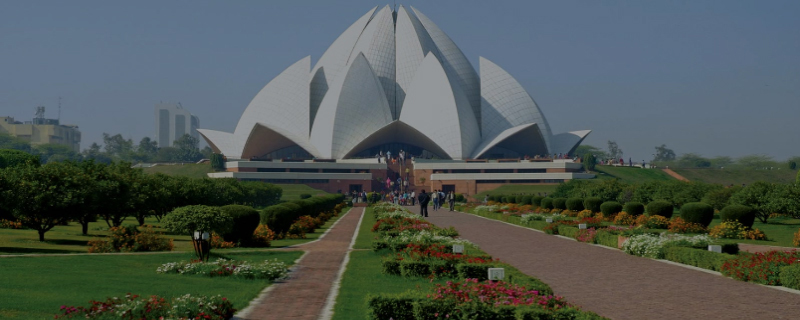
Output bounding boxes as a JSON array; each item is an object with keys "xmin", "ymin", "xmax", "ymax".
[
  {"xmin": 395, "ymin": 5, "xmax": 438, "ymax": 118},
  {"xmin": 552, "ymin": 130, "xmax": 592, "ymax": 155},
  {"xmin": 346, "ymin": 5, "xmax": 396, "ymax": 116},
  {"xmin": 197, "ymin": 129, "xmax": 243, "ymax": 159}
]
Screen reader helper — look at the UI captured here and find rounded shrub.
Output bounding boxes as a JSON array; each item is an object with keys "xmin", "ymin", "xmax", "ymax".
[
  {"xmin": 507, "ymin": 196, "xmax": 517, "ymax": 204},
  {"xmin": 583, "ymin": 197, "xmax": 603, "ymax": 213},
  {"xmin": 220, "ymin": 205, "xmax": 260, "ymax": 244},
  {"xmin": 260, "ymin": 205, "xmax": 295, "ymax": 234},
  {"xmin": 552, "ymin": 198, "xmax": 567, "ymax": 210},
  {"xmin": 515, "ymin": 195, "xmax": 525, "ymax": 204},
  {"xmin": 646, "ymin": 200, "xmax": 674, "ymax": 218},
  {"xmin": 540, "ymin": 198, "xmax": 554, "ymax": 210},
  {"xmin": 680, "ymin": 202, "xmax": 715, "ymax": 227},
  {"xmin": 521, "ymin": 195, "xmax": 532, "ymax": 206},
  {"xmin": 532, "ymin": 196, "xmax": 545, "ymax": 207},
  {"xmin": 719, "ymin": 205, "xmax": 757, "ymax": 229},
  {"xmin": 566, "ymin": 198, "xmax": 584, "ymax": 211},
  {"xmin": 600, "ymin": 201, "xmax": 623, "ymax": 216},
  {"xmin": 299, "ymin": 193, "xmax": 312, "ymax": 199},
  {"xmin": 623, "ymin": 202, "xmax": 645, "ymax": 216}
]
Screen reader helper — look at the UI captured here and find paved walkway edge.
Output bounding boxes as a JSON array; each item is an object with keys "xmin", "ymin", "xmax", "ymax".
[
  {"xmin": 233, "ymin": 207, "xmax": 356, "ymax": 320},
  {"xmin": 319, "ymin": 207, "xmax": 366, "ymax": 320},
  {"xmin": 461, "ymin": 210, "xmax": 800, "ymax": 297}
]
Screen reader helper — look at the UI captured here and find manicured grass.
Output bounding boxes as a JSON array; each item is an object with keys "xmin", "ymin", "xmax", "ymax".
[
  {"xmin": 0, "ymin": 211, "xmax": 345, "ymax": 255},
  {"xmin": 594, "ymin": 166, "xmax": 675, "ymax": 183},
  {"xmin": 142, "ymin": 163, "xmax": 214, "ymax": 179},
  {"xmin": 0, "ymin": 250, "xmax": 303, "ymax": 320},
  {"xmin": 332, "ymin": 208, "xmax": 450, "ymax": 320},
  {"xmin": 475, "ymin": 184, "xmax": 559, "ymax": 200},
  {"xmin": 672, "ymin": 168, "xmax": 798, "ymax": 185},
  {"xmin": 274, "ymin": 183, "xmax": 329, "ymax": 201}
]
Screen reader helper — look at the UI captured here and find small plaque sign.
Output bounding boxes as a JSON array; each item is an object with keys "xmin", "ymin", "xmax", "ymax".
[
  {"xmin": 578, "ymin": 223, "xmax": 587, "ymax": 229},
  {"xmin": 488, "ymin": 268, "xmax": 505, "ymax": 281},
  {"xmin": 452, "ymin": 244, "xmax": 464, "ymax": 254},
  {"xmin": 545, "ymin": 218, "xmax": 553, "ymax": 223},
  {"xmin": 708, "ymin": 245, "xmax": 722, "ymax": 253}
]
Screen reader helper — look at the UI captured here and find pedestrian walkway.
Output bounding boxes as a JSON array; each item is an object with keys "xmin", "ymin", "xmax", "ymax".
[
  {"xmin": 408, "ymin": 207, "xmax": 800, "ymax": 320},
  {"xmin": 237, "ymin": 207, "xmax": 363, "ymax": 320},
  {"xmin": 662, "ymin": 168, "xmax": 689, "ymax": 181}
]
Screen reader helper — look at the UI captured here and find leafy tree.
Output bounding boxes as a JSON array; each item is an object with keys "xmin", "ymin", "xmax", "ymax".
[
  {"xmin": 210, "ymin": 153, "xmax": 225, "ymax": 171},
  {"xmin": 709, "ymin": 156, "xmax": 734, "ymax": 168},
  {"xmin": 653, "ymin": 144, "xmax": 676, "ymax": 162},
  {"xmin": 607, "ymin": 141, "xmax": 623, "ymax": 160},
  {"xmin": 102, "ymin": 133, "xmax": 134, "ymax": 158},
  {"xmin": 173, "ymin": 134, "xmax": 203, "ymax": 162},
  {"xmin": 81, "ymin": 142, "xmax": 113, "ymax": 164},
  {"xmin": 702, "ymin": 186, "xmax": 741, "ymax": 211},
  {"xmin": 729, "ymin": 182, "xmax": 798, "ymax": 223},
  {"xmin": 0, "ymin": 133, "xmax": 31, "ymax": 152},
  {"xmin": 163, "ymin": 205, "xmax": 233, "ymax": 259},
  {"xmin": 137, "ymin": 137, "xmax": 158, "ymax": 157},
  {"xmin": 574, "ymin": 145, "xmax": 608, "ymax": 160},
  {"xmin": 201, "ymin": 146, "xmax": 213, "ymax": 159},
  {"xmin": 736, "ymin": 154, "xmax": 777, "ymax": 169},
  {"xmin": 0, "ymin": 149, "xmax": 40, "ymax": 168},
  {"xmin": 677, "ymin": 153, "xmax": 711, "ymax": 168},
  {"xmin": 32, "ymin": 143, "xmax": 81, "ymax": 164},
  {"xmin": 0, "ymin": 162, "xmax": 92, "ymax": 241},
  {"xmin": 74, "ymin": 161, "xmax": 136, "ymax": 233},
  {"xmin": 582, "ymin": 153, "xmax": 596, "ymax": 172}
]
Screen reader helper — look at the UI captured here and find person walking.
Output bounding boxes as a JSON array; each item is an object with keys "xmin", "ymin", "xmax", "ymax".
[
  {"xmin": 448, "ymin": 191, "xmax": 455, "ymax": 211},
  {"xmin": 410, "ymin": 190, "xmax": 416, "ymax": 205},
  {"xmin": 432, "ymin": 189, "xmax": 439, "ymax": 211},
  {"xmin": 418, "ymin": 190, "xmax": 430, "ymax": 217}
]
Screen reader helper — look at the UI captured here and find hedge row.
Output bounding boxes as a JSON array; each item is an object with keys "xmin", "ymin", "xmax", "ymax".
[
  {"xmin": 260, "ymin": 194, "xmax": 345, "ymax": 234},
  {"xmin": 664, "ymin": 247, "xmax": 736, "ymax": 272}
]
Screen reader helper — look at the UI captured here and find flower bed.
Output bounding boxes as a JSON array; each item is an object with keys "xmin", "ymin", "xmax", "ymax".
[
  {"xmin": 157, "ymin": 258, "xmax": 289, "ymax": 280},
  {"xmin": 721, "ymin": 250, "xmax": 800, "ymax": 285},
  {"xmin": 709, "ymin": 221, "xmax": 767, "ymax": 240},
  {"xmin": 87, "ymin": 225, "xmax": 173, "ymax": 253},
  {"xmin": 54, "ymin": 293, "xmax": 235, "ymax": 320},
  {"xmin": 622, "ymin": 233, "xmax": 714, "ymax": 259}
]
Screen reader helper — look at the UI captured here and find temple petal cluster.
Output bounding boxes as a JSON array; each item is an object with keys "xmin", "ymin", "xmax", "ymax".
[{"xmin": 199, "ymin": 5, "xmax": 589, "ymax": 160}]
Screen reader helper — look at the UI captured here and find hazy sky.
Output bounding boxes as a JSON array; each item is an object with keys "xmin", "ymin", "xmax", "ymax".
[{"xmin": 2, "ymin": 1, "xmax": 798, "ymax": 161}]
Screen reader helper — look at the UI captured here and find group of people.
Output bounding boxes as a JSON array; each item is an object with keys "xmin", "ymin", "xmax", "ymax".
[
  {"xmin": 416, "ymin": 189, "xmax": 456, "ymax": 217},
  {"xmin": 376, "ymin": 149, "xmax": 410, "ymax": 165}
]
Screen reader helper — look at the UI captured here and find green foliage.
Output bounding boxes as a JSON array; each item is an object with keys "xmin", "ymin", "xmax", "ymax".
[
  {"xmin": 680, "ymin": 202, "xmax": 714, "ymax": 227},
  {"xmin": 540, "ymin": 198, "xmax": 554, "ymax": 210},
  {"xmin": 219, "ymin": 205, "xmax": 260, "ymax": 244},
  {"xmin": 583, "ymin": 153, "xmax": 596, "ymax": 172},
  {"xmin": 646, "ymin": 200, "xmax": 674, "ymax": 218},
  {"xmin": 520, "ymin": 195, "xmax": 532, "ymax": 205},
  {"xmin": 515, "ymin": 195, "xmax": 525, "ymax": 204},
  {"xmin": 702, "ymin": 186, "xmax": 741, "ymax": 211},
  {"xmin": 653, "ymin": 144, "xmax": 676, "ymax": 162},
  {"xmin": 565, "ymin": 198, "xmax": 584, "ymax": 211},
  {"xmin": 0, "ymin": 133, "xmax": 31, "ymax": 152},
  {"xmin": 366, "ymin": 292, "xmax": 418, "ymax": 320},
  {"xmin": 552, "ymin": 198, "xmax": 567, "ymax": 210},
  {"xmin": 623, "ymin": 202, "xmax": 645, "ymax": 216},
  {"xmin": 780, "ymin": 264, "xmax": 800, "ymax": 290},
  {"xmin": 261, "ymin": 205, "xmax": 295, "ymax": 234},
  {"xmin": 531, "ymin": 196, "xmax": 544, "ymax": 207},
  {"xmin": 299, "ymin": 193, "xmax": 312, "ymax": 199},
  {"xmin": 664, "ymin": 247, "xmax": 735, "ymax": 271},
  {"xmin": 600, "ymin": 201, "xmax": 622, "ymax": 216},
  {"xmin": 583, "ymin": 197, "xmax": 603, "ymax": 213},
  {"xmin": 729, "ymin": 181, "xmax": 800, "ymax": 222},
  {"xmin": 163, "ymin": 205, "xmax": 234, "ymax": 236},
  {"xmin": 505, "ymin": 196, "xmax": 517, "ymax": 204},
  {"xmin": 677, "ymin": 153, "xmax": 711, "ymax": 168},
  {"xmin": 0, "ymin": 149, "xmax": 40, "ymax": 168},
  {"xmin": 719, "ymin": 205, "xmax": 757, "ymax": 228},
  {"xmin": 210, "ymin": 153, "xmax": 225, "ymax": 171},
  {"xmin": 32, "ymin": 143, "xmax": 81, "ymax": 164}
]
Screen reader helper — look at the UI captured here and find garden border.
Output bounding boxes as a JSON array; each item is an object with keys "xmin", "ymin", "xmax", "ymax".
[{"xmin": 320, "ymin": 207, "xmax": 365, "ymax": 320}]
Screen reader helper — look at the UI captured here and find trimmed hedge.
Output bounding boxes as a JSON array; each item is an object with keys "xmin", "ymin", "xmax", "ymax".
[
  {"xmin": 557, "ymin": 225, "xmax": 580, "ymax": 239},
  {"xmin": 664, "ymin": 247, "xmax": 735, "ymax": 271},
  {"xmin": 680, "ymin": 202, "xmax": 714, "ymax": 227},
  {"xmin": 600, "ymin": 201, "xmax": 622, "ymax": 216},
  {"xmin": 299, "ymin": 193, "xmax": 311, "ymax": 199},
  {"xmin": 532, "ymin": 196, "xmax": 545, "ymax": 207},
  {"xmin": 595, "ymin": 230, "xmax": 619, "ymax": 248},
  {"xmin": 583, "ymin": 197, "xmax": 603, "ymax": 213},
  {"xmin": 516, "ymin": 195, "xmax": 525, "ymax": 204},
  {"xmin": 780, "ymin": 264, "xmax": 800, "ymax": 290},
  {"xmin": 521, "ymin": 195, "xmax": 532, "ymax": 205},
  {"xmin": 646, "ymin": 200, "xmax": 674, "ymax": 218},
  {"xmin": 219, "ymin": 205, "xmax": 260, "ymax": 244},
  {"xmin": 719, "ymin": 205, "xmax": 757, "ymax": 228},
  {"xmin": 566, "ymin": 198, "xmax": 584, "ymax": 211},
  {"xmin": 552, "ymin": 198, "xmax": 568, "ymax": 210},
  {"xmin": 540, "ymin": 198, "xmax": 554, "ymax": 210},
  {"xmin": 260, "ymin": 194, "xmax": 344, "ymax": 234},
  {"xmin": 623, "ymin": 202, "xmax": 645, "ymax": 216}
]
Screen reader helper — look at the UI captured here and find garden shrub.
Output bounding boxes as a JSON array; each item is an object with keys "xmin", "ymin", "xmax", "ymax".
[
  {"xmin": 680, "ymin": 202, "xmax": 714, "ymax": 227},
  {"xmin": 583, "ymin": 197, "xmax": 603, "ymax": 213},
  {"xmin": 719, "ymin": 205, "xmax": 756, "ymax": 228},
  {"xmin": 455, "ymin": 193, "xmax": 465, "ymax": 202},
  {"xmin": 635, "ymin": 215, "xmax": 670, "ymax": 229},
  {"xmin": 664, "ymin": 247, "xmax": 735, "ymax": 271},
  {"xmin": 540, "ymin": 198, "xmax": 554, "ymax": 210},
  {"xmin": 780, "ymin": 264, "xmax": 800, "ymax": 290},
  {"xmin": 646, "ymin": 200, "xmax": 674, "ymax": 218},
  {"xmin": 600, "ymin": 201, "xmax": 622, "ymax": 216},
  {"xmin": 299, "ymin": 193, "xmax": 312, "ymax": 199},
  {"xmin": 219, "ymin": 205, "xmax": 260, "ymax": 245},
  {"xmin": 594, "ymin": 230, "xmax": 619, "ymax": 248},
  {"xmin": 566, "ymin": 198, "xmax": 584, "ymax": 211},
  {"xmin": 55, "ymin": 293, "xmax": 235, "ymax": 320},
  {"xmin": 382, "ymin": 257, "xmax": 402, "ymax": 275},
  {"xmin": 516, "ymin": 195, "xmax": 525, "ymax": 204},
  {"xmin": 623, "ymin": 202, "xmax": 645, "ymax": 216},
  {"xmin": 260, "ymin": 205, "xmax": 294, "ymax": 234},
  {"xmin": 521, "ymin": 195, "xmax": 532, "ymax": 205},
  {"xmin": 87, "ymin": 225, "xmax": 173, "ymax": 253},
  {"xmin": 794, "ymin": 228, "xmax": 800, "ymax": 247},
  {"xmin": 709, "ymin": 221, "xmax": 767, "ymax": 240},
  {"xmin": 557, "ymin": 225, "xmax": 580, "ymax": 238},
  {"xmin": 668, "ymin": 217, "xmax": 707, "ymax": 234},
  {"xmin": 721, "ymin": 250, "xmax": 800, "ymax": 285},
  {"xmin": 552, "ymin": 198, "xmax": 567, "ymax": 210},
  {"xmin": 622, "ymin": 233, "xmax": 713, "ymax": 259},
  {"xmin": 366, "ymin": 292, "xmax": 419, "ymax": 320},
  {"xmin": 400, "ymin": 260, "xmax": 435, "ymax": 278},
  {"xmin": 613, "ymin": 212, "xmax": 636, "ymax": 226},
  {"xmin": 532, "ymin": 196, "xmax": 545, "ymax": 207},
  {"xmin": 250, "ymin": 224, "xmax": 274, "ymax": 247},
  {"xmin": 156, "ymin": 257, "xmax": 288, "ymax": 280}
]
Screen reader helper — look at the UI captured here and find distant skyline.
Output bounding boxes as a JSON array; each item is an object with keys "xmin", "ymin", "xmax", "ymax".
[{"xmin": 2, "ymin": 1, "xmax": 798, "ymax": 161}]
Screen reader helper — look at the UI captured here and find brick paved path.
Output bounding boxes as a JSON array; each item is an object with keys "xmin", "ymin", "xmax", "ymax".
[
  {"xmin": 411, "ymin": 207, "xmax": 800, "ymax": 320},
  {"xmin": 237, "ymin": 207, "xmax": 363, "ymax": 320}
]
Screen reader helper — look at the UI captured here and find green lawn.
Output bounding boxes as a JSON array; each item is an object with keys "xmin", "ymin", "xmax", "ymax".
[
  {"xmin": 275, "ymin": 184, "xmax": 329, "ymax": 201},
  {"xmin": 708, "ymin": 216, "xmax": 800, "ymax": 248},
  {"xmin": 0, "ymin": 211, "xmax": 344, "ymax": 255},
  {"xmin": 594, "ymin": 166, "xmax": 675, "ymax": 183},
  {"xmin": 142, "ymin": 163, "xmax": 214, "ymax": 179},
  {"xmin": 672, "ymin": 168, "xmax": 798, "ymax": 185},
  {"xmin": 0, "ymin": 250, "xmax": 303, "ymax": 319},
  {"xmin": 332, "ymin": 208, "xmax": 450, "ymax": 320}
]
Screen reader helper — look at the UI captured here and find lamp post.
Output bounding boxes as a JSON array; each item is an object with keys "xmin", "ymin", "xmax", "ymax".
[{"xmin": 193, "ymin": 230, "xmax": 211, "ymax": 262}]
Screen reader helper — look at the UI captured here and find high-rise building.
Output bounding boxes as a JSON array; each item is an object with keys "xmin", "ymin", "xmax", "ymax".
[
  {"xmin": 155, "ymin": 103, "xmax": 199, "ymax": 148},
  {"xmin": 0, "ymin": 107, "xmax": 81, "ymax": 152}
]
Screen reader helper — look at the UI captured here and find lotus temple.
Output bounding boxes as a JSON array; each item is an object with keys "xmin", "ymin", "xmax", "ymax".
[{"xmin": 200, "ymin": 5, "xmax": 594, "ymax": 196}]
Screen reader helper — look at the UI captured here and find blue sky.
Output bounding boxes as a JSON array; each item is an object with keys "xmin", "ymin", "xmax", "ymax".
[{"xmin": 2, "ymin": 1, "xmax": 798, "ymax": 161}]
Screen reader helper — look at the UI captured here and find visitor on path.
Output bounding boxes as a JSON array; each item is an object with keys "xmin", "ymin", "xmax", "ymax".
[
  {"xmin": 387, "ymin": 151, "xmax": 392, "ymax": 162},
  {"xmin": 432, "ymin": 189, "xmax": 440, "ymax": 210},
  {"xmin": 410, "ymin": 191, "xmax": 416, "ymax": 205},
  {"xmin": 361, "ymin": 192, "xmax": 367, "ymax": 203},
  {"xmin": 448, "ymin": 191, "xmax": 455, "ymax": 211},
  {"xmin": 418, "ymin": 190, "xmax": 430, "ymax": 217}
]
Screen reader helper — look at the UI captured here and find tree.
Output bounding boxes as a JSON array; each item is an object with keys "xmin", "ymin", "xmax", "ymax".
[
  {"xmin": 737, "ymin": 154, "xmax": 776, "ymax": 169},
  {"xmin": 162, "ymin": 205, "xmax": 234, "ymax": 259},
  {"xmin": 32, "ymin": 143, "xmax": 81, "ymax": 164},
  {"xmin": 0, "ymin": 133, "xmax": 32, "ymax": 152},
  {"xmin": 702, "ymin": 186, "xmax": 741, "ymax": 211},
  {"xmin": 582, "ymin": 153, "xmax": 596, "ymax": 172},
  {"xmin": 173, "ymin": 134, "xmax": 203, "ymax": 162},
  {"xmin": 82, "ymin": 142, "xmax": 113, "ymax": 164},
  {"xmin": 1, "ymin": 162, "xmax": 92, "ymax": 241},
  {"xmin": 709, "ymin": 156, "xmax": 734, "ymax": 168},
  {"xmin": 574, "ymin": 145, "xmax": 608, "ymax": 160},
  {"xmin": 677, "ymin": 153, "xmax": 711, "ymax": 168},
  {"xmin": 0, "ymin": 149, "xmax": 40, "ymax": 168},
  {"xmin": 786, "ymin": 156, "xmax": 800, "ymax": 170},
  {"xmin": 210, "ymin": 153, "xmax": 225, "ymax": 171},
  {"xmin": 102, "ymin": 133, "xmax": 134, "ymax": 158},
  {"xmin": 607, "ymin": 141, "xmax": 623, "ymax": 160},
  {"xmin": 653, "ymin": 144, "xmax": 676, "ymax": 162},
  {"xmin": 729, "ymin": 182, "xmax": 796, "ymax": 223}
]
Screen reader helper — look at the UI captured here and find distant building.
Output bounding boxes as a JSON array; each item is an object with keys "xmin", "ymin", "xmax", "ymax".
[
  {"xmin": 0, "ymin": 110, "xmax": 82, "ymax": 152},
  {"xmin": 155, "ymin": 103, "xmax": 199, "ymax": 148}
]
